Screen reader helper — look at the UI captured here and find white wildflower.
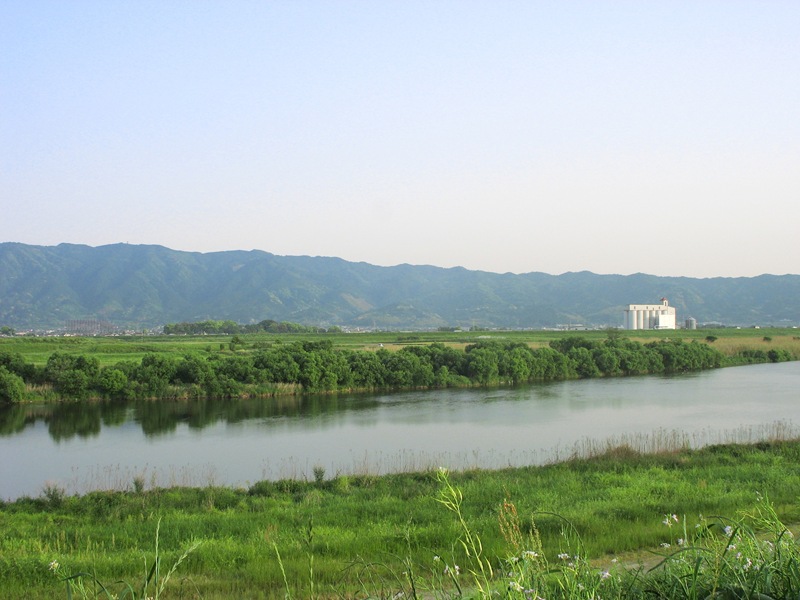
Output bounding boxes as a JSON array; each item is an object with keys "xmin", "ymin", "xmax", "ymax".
[
  {"xmin": 48, "ymin": 560, "xmax": 59, "ymax": 572},
  {"xmin": 509, "ymin": 581, "xmax": 524, "ymax": 592}
]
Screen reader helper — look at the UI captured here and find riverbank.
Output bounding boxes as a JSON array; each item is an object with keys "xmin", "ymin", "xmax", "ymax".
[
  {"xmin": 3, "ymin": 439, "xmax": 800, "ymax": 599},
  {"xmin": 4, "ymin": 329, "xmax": 798, "ymax": 404}
]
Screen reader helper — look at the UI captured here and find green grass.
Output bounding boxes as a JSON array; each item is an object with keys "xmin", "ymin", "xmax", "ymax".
[
  {"xmin": 2, "ymin": 327, "xmax": 798, "ymax": 367},
  {"xmin": 3, "ymin": 440, "xmax": 800, "ymax": 598}
]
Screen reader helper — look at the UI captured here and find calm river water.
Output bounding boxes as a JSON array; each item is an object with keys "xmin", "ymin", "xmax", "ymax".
[{"xmin": 1, "ymin": 361, "xmax": 798, "ymax": 500}]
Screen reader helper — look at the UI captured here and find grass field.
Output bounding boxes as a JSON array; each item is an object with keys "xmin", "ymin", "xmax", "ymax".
[{"xmin": 2, "ymin": 327, "xmax": 798, "ymax": 367}]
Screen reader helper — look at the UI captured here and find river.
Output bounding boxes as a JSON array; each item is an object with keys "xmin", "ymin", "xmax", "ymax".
[{"xmin": 1, "ymin": 361, "xmax": 798, "ymax": 500}]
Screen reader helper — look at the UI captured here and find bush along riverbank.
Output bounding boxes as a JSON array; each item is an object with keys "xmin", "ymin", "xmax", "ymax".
[
  {"xmin": 4, "ymin": 335, "xmax": 793, "ymax": 403},
  {"xmin": 3, "ymin": 439, "xmax": 800, "ymax": 598}
]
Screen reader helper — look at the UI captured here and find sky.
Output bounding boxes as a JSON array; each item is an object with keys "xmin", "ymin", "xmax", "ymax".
[{"xmin": 2, "ymin": 1, "xmax": 798, "ymax": 278}]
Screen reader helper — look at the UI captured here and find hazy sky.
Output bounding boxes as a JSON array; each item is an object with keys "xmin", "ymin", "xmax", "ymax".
[{"xmin": 2, "ymin": 1, "xmax": 798, "ymax": 278}]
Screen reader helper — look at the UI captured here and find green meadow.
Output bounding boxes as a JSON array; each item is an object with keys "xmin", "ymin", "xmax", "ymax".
[
  {"xmin": 3, "ymin": 440, "xmax": 800, "ymax": 599},
  {"xmin": 2, "ymin": 327, "xmax": 798, "ymax": 367}
]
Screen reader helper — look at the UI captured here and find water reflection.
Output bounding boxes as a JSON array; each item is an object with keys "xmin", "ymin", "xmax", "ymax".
[
  {"xmin": 0, "ymin": 393, "xmax": 392, "ymax": 441},
  {"xmin": 1, "ymin": 362, "xmax": 798, "ymax": 501}
]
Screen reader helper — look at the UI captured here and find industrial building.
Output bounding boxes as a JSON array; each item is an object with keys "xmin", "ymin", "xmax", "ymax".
[{"xmin": 623, "ymin": 298, "xmax": 676, "ymax": 330}]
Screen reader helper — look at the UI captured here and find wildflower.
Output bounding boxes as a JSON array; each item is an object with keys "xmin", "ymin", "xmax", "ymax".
[
  {"xmin": 558, "ymin": 553, "xmax": 570, "ymax": 560},
  {"xmin": 509, "ymin": 556, "xmax": 520, "ymax": 564},
  {"xmin": 677, "ymin": 538, "xmax": 685, "ymax": 546},
  {"xmin": 663, "ymin": 515, "xmax": 674, "ymax": 527},
  {"xmin": 600, "ymin": 570, "xmax": 611, "ymax": 579},
  {"xmin": 522, "ymin": 550, "xmax": 539, "ymax": 559},
  {"xmin": 727, "ymin": 544, "xmax": 736, "ymax": 551},
  {"xmin": 433, "ymin": 555, "xmax": 440, "ymax": 563},
  {"xmin": 660, "ymin": 543, "xmax": 671, "ymax": 548},
  {"xmin": 611, "ymin": 558, "xmax": 618, "ymax": 564},
  {"xmin": 509, "ymin": 581, "xmax": 524, "ymax": 592},
  {"xmin": 48, "ymin": 560, "xmax": 59, "ymax": 572},
  {"xmin": 724, "ymin": 525, "xmax": 733, "ymax": 536}
]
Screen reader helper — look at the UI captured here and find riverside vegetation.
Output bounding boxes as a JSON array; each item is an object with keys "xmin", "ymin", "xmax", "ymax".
[
  {"xmin": 2, "ymin": 440, "xmax": 800, "ymax": 598},
  {"xmin": 0, "ymin": 327, "xmax": 797, "ymax": 403},
  {"xmin": 2, "ymin": 327, "xmax": 799, "ymax": 598}
]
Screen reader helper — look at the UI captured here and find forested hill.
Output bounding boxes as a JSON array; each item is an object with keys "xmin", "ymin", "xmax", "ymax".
[{"xmin": 1, "ymin": 242, "xmax": 798, "ymax": 330}]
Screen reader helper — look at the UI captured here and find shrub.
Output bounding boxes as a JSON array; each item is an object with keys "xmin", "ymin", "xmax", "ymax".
[{"xmin": 0, "ymin": 367, "xmax": 26, "ymax": 403}]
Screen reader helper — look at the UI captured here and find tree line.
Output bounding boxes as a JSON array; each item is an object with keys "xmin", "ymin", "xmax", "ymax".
[
  {"xmin": 0, "ymin": 336, "xmax": 793, "ymax": 403},
  {"xmin": 162, "ymin": 319, "xmax": 340, "ymax": 335},
  {"xmin": 0, "ymin": 337, "xmax": 793, "ymax": 402}
]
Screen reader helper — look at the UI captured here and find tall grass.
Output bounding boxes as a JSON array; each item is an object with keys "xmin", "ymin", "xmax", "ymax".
[
  {"xmin": 710, "ymin": 334, "xmax": 800, "ymax": 361},
  {"xmin": 353, "ymin": 472, "xmax": 800, "ymax": 600},
  {"xmin": 48, "ymin": 518, "xmax": 200, "ymax": 599}
]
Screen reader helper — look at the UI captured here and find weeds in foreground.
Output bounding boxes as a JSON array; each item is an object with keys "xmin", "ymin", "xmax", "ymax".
[
  {"xmin": 50, "ymin": 518, "xmax": 200, "ymax": 599},
  {"xmin": 644, "ymin": 495, "xmax": 800, "ymax": 600},
  {"xmin": 47, "ymin": 472, "xmax": 800, "ymax": 599},
  {"xmin": 358, "ymin": 472, "xmax": 800, "ymax": 599}
]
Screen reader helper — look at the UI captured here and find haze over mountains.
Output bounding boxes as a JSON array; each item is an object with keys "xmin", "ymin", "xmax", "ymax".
[{"xmin": 1, "ymin": 243, "xmax": 798, "ymax": 331}]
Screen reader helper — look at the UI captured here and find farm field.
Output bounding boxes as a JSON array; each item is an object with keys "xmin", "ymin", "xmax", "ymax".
[{"xmin": 2, "ymin": 327, "xmax": 798, "ymax": 366}]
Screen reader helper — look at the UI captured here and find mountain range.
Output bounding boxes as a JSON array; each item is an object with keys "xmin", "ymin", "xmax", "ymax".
[{"xmin": 1, "ymin": 242, "xmax": 798, "ymax": 331}]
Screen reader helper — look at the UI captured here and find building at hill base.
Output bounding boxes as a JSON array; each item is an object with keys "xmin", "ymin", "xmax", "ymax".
[{"xmin": 623, "ymin": 298, "xmax": 676, "ymax": 330}]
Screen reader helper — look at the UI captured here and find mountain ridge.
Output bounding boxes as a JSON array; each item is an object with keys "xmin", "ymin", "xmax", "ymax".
[{"xmin": 1, "ymin": 242, "xmax": 798, "ymax": 330}]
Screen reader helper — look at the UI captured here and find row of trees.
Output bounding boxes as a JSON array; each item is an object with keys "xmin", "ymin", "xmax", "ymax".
[
  {"xmin": 0, "ymin": 337, "xmax": 753, "ymax": 403},
  {"xmin": 162, "ymin": 319, "xmax": 339, "ymax": 335}
]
